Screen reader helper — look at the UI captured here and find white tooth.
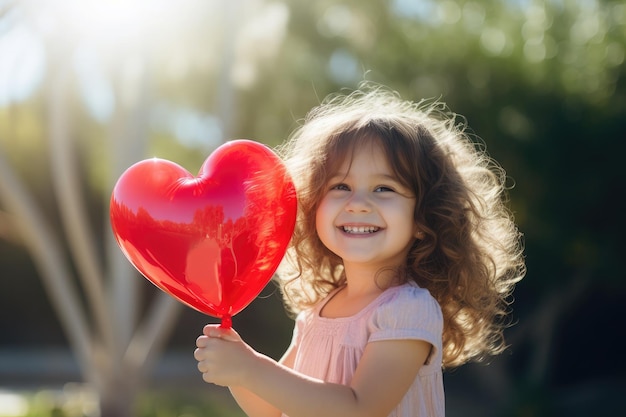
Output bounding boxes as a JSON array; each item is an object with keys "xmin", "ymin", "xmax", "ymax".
[{"xmin": 342, "ymin": 226, "xmax": 379, "ymax": 233}]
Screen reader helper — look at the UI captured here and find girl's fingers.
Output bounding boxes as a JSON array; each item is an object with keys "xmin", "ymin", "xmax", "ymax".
[
  {"xmin": 203, "ymin": 324, "xmax": 241, "ymax": 342},
  {"xmin": 196, "ymin": 334, "xmax": 209, "ymax": 348},
  {"xmin": 203, "ymin": 324, "xmax": 220, "ymax": 336}
]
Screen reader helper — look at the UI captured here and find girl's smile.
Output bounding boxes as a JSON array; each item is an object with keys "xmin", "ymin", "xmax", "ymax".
[
  {"xmin": 315, "ymin": 139, "xmax": 420, "ymax": 272},
  {"xmin": 340, "ymin": 224, "xmax": 381, "ymax": 234}
]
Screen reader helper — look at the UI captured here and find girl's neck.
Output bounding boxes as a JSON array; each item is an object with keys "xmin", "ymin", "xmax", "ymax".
[
  {"xmin": 320, "ymin": 282, "xmax": 382, "ymax": 319},
  {"xmin": 320, "ymin": 266, "xmax": 401, "ymax": 319},
  {"xmin": 342, "ymin": 264, "xmax": 399, "ymax": 297}
]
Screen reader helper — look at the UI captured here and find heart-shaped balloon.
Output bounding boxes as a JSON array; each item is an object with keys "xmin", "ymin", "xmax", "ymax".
[{"xmin": 110, "ymin": 140, "xmax": 297, "ymax": 328}]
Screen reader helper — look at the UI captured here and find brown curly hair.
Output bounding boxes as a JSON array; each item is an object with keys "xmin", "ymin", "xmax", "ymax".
[{"xmin": 275, "ymin": 84, "xmax": 526, "ymax": 369}]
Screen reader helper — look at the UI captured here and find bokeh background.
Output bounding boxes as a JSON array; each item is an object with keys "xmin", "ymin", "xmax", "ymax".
[{"xmin": 1, "ymin": 0, "xmax": 625, "ymax": 416}]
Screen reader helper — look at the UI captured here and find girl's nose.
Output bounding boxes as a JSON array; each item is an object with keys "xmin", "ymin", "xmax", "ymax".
[{"xmin": 345, "ymin": 190, "xmax": 371, "ymax": 213}]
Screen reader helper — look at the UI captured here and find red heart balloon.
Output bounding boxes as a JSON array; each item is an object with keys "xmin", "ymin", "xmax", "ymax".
[{"xmin": 109, "ymin": 140, "xmax": 297, "ymax": 327}]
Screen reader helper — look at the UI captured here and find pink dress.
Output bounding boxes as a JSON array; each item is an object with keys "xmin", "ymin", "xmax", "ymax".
[{"xmin": 282, "ymin": 282, "xmax": 444, "ymax": 417}]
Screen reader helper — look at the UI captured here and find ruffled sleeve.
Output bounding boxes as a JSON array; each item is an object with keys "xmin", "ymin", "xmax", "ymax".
[{"xmin": 367, "ymin": 285, "xmax": 443, "ymax": 367}]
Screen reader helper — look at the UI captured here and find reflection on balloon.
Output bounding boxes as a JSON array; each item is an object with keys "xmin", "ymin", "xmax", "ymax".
[{"xmin": 109, "ymin": 140, "xmax": 297, "ymax": 328}]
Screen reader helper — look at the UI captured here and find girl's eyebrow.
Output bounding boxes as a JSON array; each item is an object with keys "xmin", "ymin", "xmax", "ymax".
[
  {"xmin": 327, "ymin": 173, "xmax": 345, "ymax": 182},
  {"xmin": 329, "ymin": 172, "xmax": 401, "ymax": 182},
  {"xmin": 376, "ymin": 173, "xmax": 401, "ymax": 182}
]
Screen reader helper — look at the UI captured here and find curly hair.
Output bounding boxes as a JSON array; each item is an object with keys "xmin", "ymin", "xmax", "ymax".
[{"xmin": 275, "ymin": 84, "xmax": 526, "ymax": 369}]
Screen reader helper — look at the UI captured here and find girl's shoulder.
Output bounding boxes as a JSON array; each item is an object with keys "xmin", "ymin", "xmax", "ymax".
[
  {"xmin": 368, "ymin": 283, "xmax": 443, "ymax": 337},
  {"xmin": 378, "ymin": 282, "xmax": 440, "ymax": 308},
  {"xmin": 295, "ymin": 283, "xmax": 442, "ymax": 327}
]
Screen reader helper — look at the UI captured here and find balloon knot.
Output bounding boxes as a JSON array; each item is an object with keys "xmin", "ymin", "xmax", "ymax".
[{"xmin": 219, "ymin": 315, "xmax": 232, "ymax": 329}]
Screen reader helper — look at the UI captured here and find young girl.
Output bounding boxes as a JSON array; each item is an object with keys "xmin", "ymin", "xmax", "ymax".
[{"xmin": 194, "ymin": 85, "xmax": 525, "ymax": 417}]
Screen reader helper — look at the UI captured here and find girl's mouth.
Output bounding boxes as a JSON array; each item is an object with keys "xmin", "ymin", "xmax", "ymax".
[{"xmin": 341, "ymin": 226, "xmax": 380, "ymax": 234}]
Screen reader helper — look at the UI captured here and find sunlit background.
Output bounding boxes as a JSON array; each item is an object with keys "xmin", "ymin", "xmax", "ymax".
[{"xmin": 1, "ymin": 0, "xmax": 625, "ymax": 416}]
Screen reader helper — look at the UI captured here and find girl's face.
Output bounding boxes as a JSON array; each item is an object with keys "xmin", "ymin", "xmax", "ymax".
[{"xmin": 315, "ymin": 140, "xmax": 420, "ymax": 273}]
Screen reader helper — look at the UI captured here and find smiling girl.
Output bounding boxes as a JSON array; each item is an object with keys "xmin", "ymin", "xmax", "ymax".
[{"xmin": 194, "ymin": 84, "xmax": 526, "ymax": 417}]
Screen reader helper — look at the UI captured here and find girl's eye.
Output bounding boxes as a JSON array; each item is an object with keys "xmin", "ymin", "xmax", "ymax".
[
  {"xmin": 374, "ymin": 185, "xmax": 395, "ymax": 192},
  {"xmin": 331, "ymin": 183, "xmax": 350, "ymax": 191}
]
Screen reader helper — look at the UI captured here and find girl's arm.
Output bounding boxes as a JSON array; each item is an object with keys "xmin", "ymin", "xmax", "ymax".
[
  {"xmin": 227, "ymin": 342, "xmax": 297, "ymax": 417},
  {"xmin": 195, "ymin": 325, "xmax": 430, "ymax": 417}
]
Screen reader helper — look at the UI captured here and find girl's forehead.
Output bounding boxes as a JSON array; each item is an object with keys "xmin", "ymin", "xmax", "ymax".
[{"xmin": 327, "ymin": 138, "xmax": 390, "ymax": 173}]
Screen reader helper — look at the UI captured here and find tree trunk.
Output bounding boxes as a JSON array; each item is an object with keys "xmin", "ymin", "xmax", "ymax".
[{"xmin": 99, "ymin": 375, "xmax": 140, "ymax": 417}]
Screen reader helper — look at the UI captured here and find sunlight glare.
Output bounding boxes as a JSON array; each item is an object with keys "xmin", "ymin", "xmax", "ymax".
[
  {"xmin": 0, "ymin": 23, "xmax": 45, "ymax": 106},
  {"xmin": 0, "ymin": 390, "xmax": 29, "ymax": 417},
  {"xmin": 56, "ymin": 0, "xmax": 164, "ymax": 51}
]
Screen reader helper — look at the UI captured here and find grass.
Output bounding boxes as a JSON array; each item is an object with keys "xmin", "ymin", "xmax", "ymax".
[
  {"xmin": 0, "ymin": 385, "xmax": 246, "ymax": 417},
  {"xmin": 137, "ymin": 390, "xmax": 245, "ymax": 417}
]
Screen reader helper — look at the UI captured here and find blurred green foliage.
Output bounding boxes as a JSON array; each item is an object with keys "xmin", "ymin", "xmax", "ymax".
[{"xmin": 1, "ymin": 387, "xmax": 245, "ymax": 417}]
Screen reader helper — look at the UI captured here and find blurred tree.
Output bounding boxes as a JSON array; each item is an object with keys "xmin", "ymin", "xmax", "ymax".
[
  {"xmin": 0, "ymin": 0, "xmax": 290, "ymax": 416},
  {"xmin": 0, "ymin": 10, "xmax": 180, "ymax": 417}
]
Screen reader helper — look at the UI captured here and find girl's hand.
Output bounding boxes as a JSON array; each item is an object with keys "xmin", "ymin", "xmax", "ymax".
[{"xmin": 194, "ymin": 324, "xmax": 258, "ymax": 387}]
